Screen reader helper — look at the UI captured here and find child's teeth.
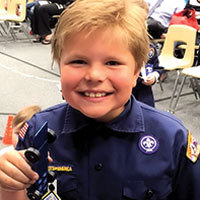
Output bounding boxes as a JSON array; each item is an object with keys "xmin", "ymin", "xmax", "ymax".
[{"xmin": 85, "ymin": 92, "xmax": 106, "ymax": 97}]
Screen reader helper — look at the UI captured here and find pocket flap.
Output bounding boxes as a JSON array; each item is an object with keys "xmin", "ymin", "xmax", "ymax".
[
  {"xmin": 123, "ymin": 179, "xmax": 172, "ymax": 199},
  {"xmin": 123, "ymin": 181, "xmax": 147, "ymax": 199}
]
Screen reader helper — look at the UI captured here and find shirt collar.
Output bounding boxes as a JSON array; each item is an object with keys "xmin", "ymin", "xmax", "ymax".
[{"xmin": 62, "ymin": 95, "xmax": 145, "ymax": 134}]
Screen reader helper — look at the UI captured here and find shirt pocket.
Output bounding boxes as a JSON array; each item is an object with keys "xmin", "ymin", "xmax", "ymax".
[
  {"xmin": 123, "ymin": 179, "xmax": 172, "ymax": 200},
  {"xmin": 56, "ymin": 171, "xmax": 80, "ymax": 200}
]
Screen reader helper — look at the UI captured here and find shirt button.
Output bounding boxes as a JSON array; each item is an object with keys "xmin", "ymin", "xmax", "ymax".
[
  {"xmin": 146, "ymin": 189, "xmax": 154, "ymax": 199},
  {"xmin": 94, "ymin": 162, "xmax": 104, "ymax": 171}
]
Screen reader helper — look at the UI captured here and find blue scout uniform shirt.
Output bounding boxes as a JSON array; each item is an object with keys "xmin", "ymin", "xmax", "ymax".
[
  {"xmin": 132, "ymin": 43, "xmax": 163, "ymax": 107},
  {"xmin": 16, "ymin": 96, "xmax": 200, "ymax": 200}
]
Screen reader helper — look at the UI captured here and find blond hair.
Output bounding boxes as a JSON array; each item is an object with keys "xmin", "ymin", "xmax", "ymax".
[
  {"xmin": 52, "ymin": 0, "xmax": 149, "ymax": 71},
  {"xmin": 12, "ymin": 105, "xmax": 41, "ymax": 129}
]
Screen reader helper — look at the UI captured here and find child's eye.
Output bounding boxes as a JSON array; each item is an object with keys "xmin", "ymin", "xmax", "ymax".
[
  {"xmin": 70, "ymin": 60, "xmax": 87, "ymax": 65},
  {"xmin": 106, "ymin": 61, "xmax": 121, "ymax": 66}
]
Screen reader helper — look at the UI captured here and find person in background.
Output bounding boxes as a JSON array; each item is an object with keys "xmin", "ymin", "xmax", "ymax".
[
  {"xmin": 0, "ymin": 0, "xmax": 200, "ymax": 199},
  {"xmin": 132, "ymin": 43, "xmax": 163, "ymax": 107},
  {"xmin": 26, "ymin": 0, "xmax": 38, "ymax": 30},
  {"xmin": 185, "ymin": 0, "xmax": 200, "ymax": 26},
  {"xmin": 145, "ymin": 0, "xmax": 186, "ymax": 39},
  {"xmin": 185, "ymin": 0, "xmax": 200, "ymax": 65},
  {"xmin": 0, "ymin": 105, "xmax": 41, "ymax": 153},
  {"xmin": 11, "ymin": 105, "xmax": 42, "ymax": 147},
  {"xmin": 32, "ymin": 0, "xmax": 74, "ymax": 44}
]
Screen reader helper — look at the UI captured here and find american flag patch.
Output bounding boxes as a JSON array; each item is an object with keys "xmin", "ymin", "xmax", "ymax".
[{"xmin": 19, "ymin": 122, "xmax": 29, "ymax": 140}]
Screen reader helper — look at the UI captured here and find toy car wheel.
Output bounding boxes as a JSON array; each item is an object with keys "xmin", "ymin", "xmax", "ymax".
[
  {"xmin": 27, "ymin": 190, "xmax": 42, "ymax": 200},
  {"xmin": 47, "ymin": 129, "xmax": 56, "ymax": 143},
  {"xmin": 25, "ymin": 147, "xmax": 40, "ymax": 164},
  {"xmin": 47, "ymin": 171, "xmax": 56, "ymax": 183}
]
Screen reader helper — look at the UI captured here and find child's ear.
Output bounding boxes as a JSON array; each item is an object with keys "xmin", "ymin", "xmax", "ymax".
[{"xmin": 132, "ymin": 68, "xmax": 140, "ymax": 88}]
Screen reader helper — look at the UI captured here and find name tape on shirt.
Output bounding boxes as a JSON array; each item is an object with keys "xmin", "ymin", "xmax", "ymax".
[{"xmin": 48, "ymin": 165, "xmax": 72, "ymax": 172}]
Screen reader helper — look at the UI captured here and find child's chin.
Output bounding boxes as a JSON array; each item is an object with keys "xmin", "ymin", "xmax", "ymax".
[
  {"xmin": 82, "ymin": 110, "xmax": 107, "ymax": 121},
  {"xmin": 84, "ymin": 112, "xmax": 105, "ymax": 120},
  {"xmin": 84, "ymin": 111, "xmax": 116, "ymax": 122}
]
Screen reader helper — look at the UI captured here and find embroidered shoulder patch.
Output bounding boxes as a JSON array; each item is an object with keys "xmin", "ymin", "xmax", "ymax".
[
  {"xmin": 18, "ymin": 122, "xmax": 29, "ymax": 141},
  {"xmin": 186, "ymin": 131, "xmax": 200, "ymax": 163}
]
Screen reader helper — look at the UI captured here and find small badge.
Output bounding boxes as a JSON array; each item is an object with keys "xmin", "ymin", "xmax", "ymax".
[
  {"xmin": 139, "ymin": 135, "xmax": 159, "ymax": 154},
  {"xmin": 140, "ymin": 63, "xmax": 153, "ymax": 82},
  {"xmin": 148, "ymin": 47, "xmax": 155, "ymax": 58},
  {"xmin": 186, "ymin": 131, "xmax": 200, "ymax": 163},
  {"xmin": 42, "ymin": 191, "xmax": 61, "ymax": 200},
  {"xmin": 145, "ymin": 63, "xmax": 153, "ymax": 76}
]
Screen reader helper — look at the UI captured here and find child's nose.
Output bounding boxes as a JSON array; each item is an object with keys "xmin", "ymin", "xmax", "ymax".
[{"xmin": 85, "ymin": 64, "xmax": 106, "ymax": 82}]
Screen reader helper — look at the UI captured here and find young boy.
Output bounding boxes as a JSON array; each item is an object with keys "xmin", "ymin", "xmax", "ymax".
[
  {"xmin": 132, "ymin": 43, "xmax": 163, "ymax": 107},
  {"xmin": 0, "ymin": 0, "xmax": 200, "ymax": 199}
]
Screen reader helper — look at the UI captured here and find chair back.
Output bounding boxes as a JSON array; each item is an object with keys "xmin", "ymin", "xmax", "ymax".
[
  {"xmin": 159, "ymin": 25, "xmax": 196, "ymax": 70},
  {"xmin": 0, "ymin": 0, "xmax": 7, "ymax": 14},
  {"xmin": 6, "ymin": 0, "xmax": 26, "ymax": 21}
]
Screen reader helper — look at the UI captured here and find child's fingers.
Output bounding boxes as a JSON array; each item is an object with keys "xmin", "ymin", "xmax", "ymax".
[
  {"xmin": 0, "ymin": 158, "xmax": 36, "ymax": 184},
  {"xmin": 143, "ymin": 74, "xmax": 156, "ymax": 86},
  {"xmin": 48, "ymin": 152, "xmax": 53, "ymax": 163},
  {"xmin": 0, "ymin": 170, "xmax": 31, "ymax": 191},
  {"xmin": 146, "ymin": 74, "xmax": 154, "ymax": 81},
  {"xmin": 8, "ymin": 150, "xmax": 38, "ymax": 181},
  {"xmin": 0, "ymin": 150, "xmax": 38, "ymax": 190}
]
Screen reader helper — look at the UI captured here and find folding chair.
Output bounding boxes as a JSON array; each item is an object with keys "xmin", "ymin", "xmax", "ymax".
[
  {"xmin": 158, "ymin": 24, "xmax": 196, "ymax": 113},
  {"xmin": 172, "ymin": 66, "xmax": 200, "ymax": 111},
  {"xmin": 0, "ymin": 0, "xmax": 7, "ymax": 14},
  {"xmin": 0, "ymin": 0, "xmax": 8, "ymax": 36},
  {"xmin": 0, "ymin": 0, "xmax": 32, "ymax": 43}
]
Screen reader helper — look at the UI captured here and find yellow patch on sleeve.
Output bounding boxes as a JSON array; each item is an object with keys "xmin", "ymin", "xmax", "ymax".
[{"xmin": 186, "ymin": 131, "xmax": 200, "ymax": 163}]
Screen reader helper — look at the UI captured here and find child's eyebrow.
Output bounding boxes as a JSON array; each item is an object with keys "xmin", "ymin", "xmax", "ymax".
[{"xmin": 63, "ymin": 53, "xmax": 88, "ymax": 60}]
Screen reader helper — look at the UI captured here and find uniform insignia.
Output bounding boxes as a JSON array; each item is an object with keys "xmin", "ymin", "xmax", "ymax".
[
  {"xmin": 18, "ymin": 122, "xmax": 29, "ymax": 141},
  {"xmin": 186, "ymin": 131, "xmax": 200, "ymax": 163},
  {"xmin": 148, "ymin": 47, "xmax": 155, "ymax": 58},
  {"xmin": 42, "ymin": 180, "xmax": 61, "ymax": 200},
  {"xmin": 42, "ymin": 190, "xmax": 61, "ymax": 200},
  {"xmin": 145, "ymin": 63, "xmax": 153, "ymax": 75},
  {"xmin": 48, "ymin": 165, "xmax": 72, "ymax": 172},
  {"xmin": 139, "ymin": 135, "xmax": 159, "ymax": 154}
]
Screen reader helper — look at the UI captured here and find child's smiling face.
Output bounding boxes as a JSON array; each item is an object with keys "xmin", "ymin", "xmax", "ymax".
[{"xmin": 60, "ymin": 28, "xmax": 140, "ymax": 122}]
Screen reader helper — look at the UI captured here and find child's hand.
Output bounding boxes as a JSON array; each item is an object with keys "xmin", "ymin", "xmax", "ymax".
[
  {"xmin": 0, "ymin": 150, "xmax": 39, "ymax": 191},
  {"xmin": 142, "ymin": 73, "xmax": 156, "ymax": 86}
]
